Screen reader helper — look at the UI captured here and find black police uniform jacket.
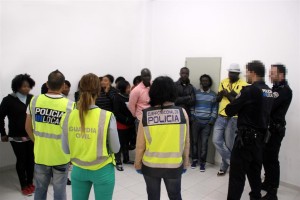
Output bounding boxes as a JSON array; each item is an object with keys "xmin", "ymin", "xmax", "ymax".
[{"xmin": 224, "ymin": 81, "xmax": 274, "ymax": 133}]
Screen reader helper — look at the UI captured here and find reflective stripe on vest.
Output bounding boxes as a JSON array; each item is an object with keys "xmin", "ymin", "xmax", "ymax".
[
  {"xmin": 143, "ymin": 124, "xmax": 185, "ymax": 158},
  {"xmin": 64, "ymin": 109, "xmax": 111, "ymax": 167}
]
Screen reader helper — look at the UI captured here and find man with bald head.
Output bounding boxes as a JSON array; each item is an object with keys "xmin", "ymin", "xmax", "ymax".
[{"xmin": 128, "ymin": 68, "xmax": 151, "ymax": 147}]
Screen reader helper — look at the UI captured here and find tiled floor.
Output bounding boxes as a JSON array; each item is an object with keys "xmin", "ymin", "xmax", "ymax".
[{"xmin": 0, "ymin": 163, "xmax": 299, "ymax": 200}]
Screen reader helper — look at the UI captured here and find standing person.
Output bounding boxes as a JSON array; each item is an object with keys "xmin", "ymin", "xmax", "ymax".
[
  {"xmin": 213, "ymin": 63, "xmax": 247, "ymax": 176},
  {"xmin": 113, "ymin": 80, "xmax": 136, "ymax": 171},
  {"xmin": 175, "ymin": 67, "xmax": 195, "ymax": 118},
  {"xmin": 62, "ymin": 80, "xmax": 71, "ymax": 97},
  {"xmin": 135, "ymin": 76, "xmax": 190, "ymax": 200},
  {"xmin": 128, "ymin": 68, "xmax": 151, "ymax": 136},
  {"xmin": 61, "ymin": 73, "xmax": 120, "ymax": 200},
  {"xmin": 25, "ymin": 70, "xmax": 75, "ymax": 200},
  {"xmin": 0, "ymin": 74, "xmax": 35, "ymax": 196},
  {"xmin": 225, "ymin": 61, "xmax": 274, "ymax": 200},
  {"xmin": 190, "ymin": 74, "xmax": 218, "ymax": 172},
  {"xmin": 96, "ymin": 75, "xmax": 117, "ymax": 112},
  {"xmin": 261, "ymin": 64, "xmax": 293, "ymax": 200}
]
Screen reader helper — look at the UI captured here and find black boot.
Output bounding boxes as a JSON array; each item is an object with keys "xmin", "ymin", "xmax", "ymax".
[{"xmin": 261, "ymin": 188, "xmax": 278, "ymax": 200}]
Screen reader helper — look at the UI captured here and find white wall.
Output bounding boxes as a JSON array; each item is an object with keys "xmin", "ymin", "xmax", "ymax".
[{"xmin": 1, "ymin": 0, "xmax": 299, "ymax": 186}]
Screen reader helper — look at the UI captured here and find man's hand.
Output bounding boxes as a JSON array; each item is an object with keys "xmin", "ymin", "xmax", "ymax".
[
  {"xmin": 223, "ymin": 89, "xmax": 230, "ymax": 98},
  {"xmin": 1, "ymin": 135, "xmax": 8, "ymax": 142}
]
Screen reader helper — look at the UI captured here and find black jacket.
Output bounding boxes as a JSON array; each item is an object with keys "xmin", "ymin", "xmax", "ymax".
[
  {"xmin": 0, "ymin": 93, "xmax": 33, "ymax": 137},
  {"xmin": 113, "ymin": 93, "xmax": 135, "ymax": 126},
  {"xmin": 174, "ymin": 79, "xmax": 195, "ymax": 117},
  {"xmin": 270, "ymin": 80, "xmax": 292, "ymax": 125},
  {"xmin": 225, "ymin": 81, "xmax": 274, "ymax": 132},
  {"xmin": 96, "ymin": 87, "xmax": 117, "ymax": 112}
]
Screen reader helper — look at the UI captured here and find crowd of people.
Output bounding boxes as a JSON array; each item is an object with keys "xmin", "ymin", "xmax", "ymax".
[{"xmin": 0, "ymin": 60, "xmax": 292, "ymax": 200}]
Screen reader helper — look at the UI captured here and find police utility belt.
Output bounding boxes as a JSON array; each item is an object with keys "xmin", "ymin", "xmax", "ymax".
[
  {"xmin": 236, "ymin": 127, "xmax": 265, "ymax": 147},
  {"xmin": 269, "ymin": 120, "xmax": 285, "ymax": 133}
]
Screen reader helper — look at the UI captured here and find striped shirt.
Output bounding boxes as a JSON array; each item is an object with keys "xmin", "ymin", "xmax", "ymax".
[{"xmin": 192, "ymin": 88, "xmax": 218, "ymax": 125}]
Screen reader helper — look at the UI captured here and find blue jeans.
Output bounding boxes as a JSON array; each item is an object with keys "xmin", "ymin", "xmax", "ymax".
[
  {"xmin": 191, "ymin": 120, "xmax": 212, "ymax": 164},
  {"xmin": 213, "ymin": 116, "xmax": 237, "ymax": 172},
  {"xmin": 34, "ymin": 163, "xmax": 69, "ymax": 200},
  {"xmin": 143, "ymin": 175, "xmax": 182, "ymax": 200}
]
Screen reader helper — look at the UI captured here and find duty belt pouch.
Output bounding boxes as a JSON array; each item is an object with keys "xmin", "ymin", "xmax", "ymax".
[
  {"xmin": 242, "ymin": 131, "xmax": 253, "ymax": 145},
  {"xmin": 270, "ymin": 123, "xmax": 286, "ymax": 138}
]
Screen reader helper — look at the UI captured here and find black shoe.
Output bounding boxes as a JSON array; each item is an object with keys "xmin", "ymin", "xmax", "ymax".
[
  {"xmin": 261, "ymin": 193, "xmax": 278, "ymax": 200},
  {"xmin": 217, "ymin": 170, "xmax": 226, "ymax": 176},
  {"xmin": 191, "ymin": 160, "xmax": 197, "ymax": 169},
  {"xmin": 123, "ymin": 160, "xmax": 134, "ymax": 164},
  {"xmin": 67, "ymin": 178, "xmax": 71, "ymax": 185},
  {"xmin": 128, "ymin": 145, "xmax": 136, "ymax": 150},
  {"xmin": 116, "ymin": 164, "xmax": 124, "ymax": 171}
]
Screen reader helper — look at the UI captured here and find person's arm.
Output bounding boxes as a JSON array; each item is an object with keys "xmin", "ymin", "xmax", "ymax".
[
  {"xmin": 271, "ymin": 88, "xmax": 292, "ymax": 113},
  {"xmin": 182, "ymin": 109, "xmax": 190, "ymax": 169},
  {"xmin": 225, "ymin": 87, "xmax": 250, "ymax": 117},
  {"xmin": 25, "ymin": 114, "xmax": 34, "ymax": 142},
  {"xmin": 223, "ymin": 90, "xmax": 237, "ymax": 102},
  {"xmin": 216, "ymin": 82, "xmax": 225, "ymax": 102},
  {"xmin": 0, "ymin": 98, "xmax": 8, "ymax": 141},
  {"xmin": 128, "ymin": 89, "xmax": 139, "ymax": 117},
  {"xmin": 113, "ymin": 95, "xmax": 133, "ymax": 125},
  {"xmin": 209, "ymin": 96, "xmax": 218, "ymax": 125},
  {"xmin": 60, "ymin": 113, "xmax": 70, "ymax": 154},
  {"xmin": 108, "ymin": 87, "xmax": 117, "ymax": 100},
  {"xmin": 107, "ymin": 115, "xmax": 120, "ymax": 153},
  {"xmin": 187, "ymin": 86, "xmax": 196, "ymax": 106},
  {"xmin": 134, "ymin": 120, "xmax": 146, "ymax": 170}
]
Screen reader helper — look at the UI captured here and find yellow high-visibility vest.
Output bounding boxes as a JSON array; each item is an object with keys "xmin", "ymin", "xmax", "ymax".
[
  {"xmin": 30, "ymin": 94, "xmax": 74, "ymax": 166},
  {"xmin": 63, "ymin": 107, "xmax": 113, "ymax": 170},
  {"xmin": 141, "ymin": 106, "xmax": 187, "ymax": 168}
]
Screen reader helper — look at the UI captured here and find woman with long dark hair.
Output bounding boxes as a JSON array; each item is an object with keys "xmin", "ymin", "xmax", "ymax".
[
  {"xmin": 62, "ymin": 73, "xmax": 120, "ymax": 200},
  {"xmin": 134, "ymin": 76, "xmax": 190, "ymax": 200}
]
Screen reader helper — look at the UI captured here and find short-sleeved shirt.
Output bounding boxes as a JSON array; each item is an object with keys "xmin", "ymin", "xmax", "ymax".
[{"xmin": 218, "ymin": 78, "xmax": 248, "ymax": 116}]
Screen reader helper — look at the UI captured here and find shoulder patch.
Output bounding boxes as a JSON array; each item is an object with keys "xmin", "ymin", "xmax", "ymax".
[{"xmin": 273, "ymin": 92, "xmax": 279, "ymax": 98}]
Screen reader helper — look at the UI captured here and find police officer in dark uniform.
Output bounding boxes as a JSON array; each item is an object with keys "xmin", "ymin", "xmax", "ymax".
[
  {"xmin": 261, "ymin": 64, "xmax": 293, "ymax": 200},
  {"xmin": 225, "ymin": 60, "xmax": 274, "ymax": 200}
]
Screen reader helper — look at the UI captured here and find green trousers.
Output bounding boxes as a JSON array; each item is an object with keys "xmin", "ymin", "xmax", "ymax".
[{"xmin": 71, "ymin": 163, "xmax": 115, "ymax": 200}]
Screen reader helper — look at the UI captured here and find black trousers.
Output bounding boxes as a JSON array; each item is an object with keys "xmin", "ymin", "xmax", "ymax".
[
  {"xmin": 143, "ymin": 174, "xmax": 182, "ymax": 200},
  {"xmin": 115, "ymin": 128, "xmax": 134, "ymax": 163},
  {"xmin": 10, "ymin": 140, "xmax": 34, "ymax": 189},
  {"xmin": 263, "ymin": 128, "xmax": 285, "ymax": 189},
  {"xmin": 227, "ymin": 136, "xmax": 264, "ymax": 200}
]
